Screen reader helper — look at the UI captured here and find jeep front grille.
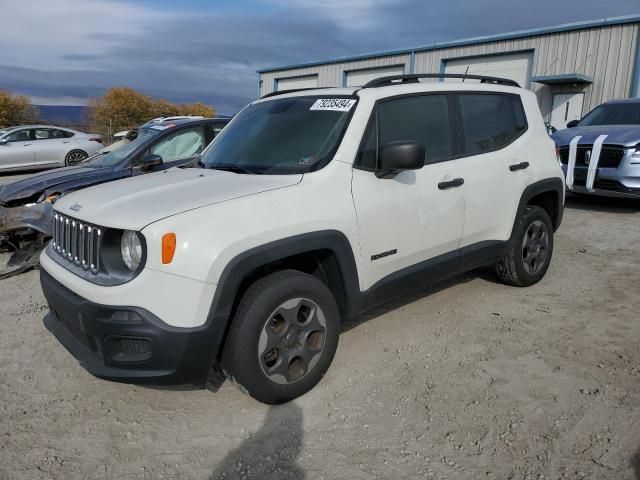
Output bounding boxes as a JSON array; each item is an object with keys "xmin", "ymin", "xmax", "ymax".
[{"xmin": 52, "ymin": 213, "xmax": 102, "ymax": 274}]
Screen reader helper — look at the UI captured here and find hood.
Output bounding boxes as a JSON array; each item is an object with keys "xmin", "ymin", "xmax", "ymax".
[
  {"xmin": 53, "ymin": 167, "xmax": 303, "ymax": 230},
  {"xmin": 0, "ymin": 166, "xmax": 128, "ymax": 205},
  {"xmin": 552, "ymin": 125, "xmax": 640, "ymax": 148}
]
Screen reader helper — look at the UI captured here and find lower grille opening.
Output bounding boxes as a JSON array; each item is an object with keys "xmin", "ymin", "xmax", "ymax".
[{"xmin": 104, "ymin": 336, "xmax": 152, "ymax": 363}]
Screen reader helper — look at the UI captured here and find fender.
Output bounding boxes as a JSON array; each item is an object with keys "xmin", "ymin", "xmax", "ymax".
[
  {"xmin": 203, "ymin": 230, "xmax": 362, "ymax": 362},
  {"xmin": 510, "ymin": 177, "xmax": 565, "ymax": 239}
]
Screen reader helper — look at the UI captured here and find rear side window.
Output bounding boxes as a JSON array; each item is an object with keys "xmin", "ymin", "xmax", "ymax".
[
  {"xmin": 356, "ymin": 94, "xmax": 452, "ymax": 169},
  {"xmin": 458, "ymin": 93, "xmax": 527, "ymax": 155}
]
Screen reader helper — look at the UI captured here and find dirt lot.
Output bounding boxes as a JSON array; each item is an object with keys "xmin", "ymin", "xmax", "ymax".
[{"xmin": 1, "ymin": 183, "xmax": 639, "ymax": 479}]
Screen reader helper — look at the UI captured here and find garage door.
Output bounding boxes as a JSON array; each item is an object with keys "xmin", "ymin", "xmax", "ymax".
[
  {"xmin": 275, "ymin": 75, "xmax": 318, "ymax": 91},
  {"xmin": 444, "ymin": 52, "xmax": 532, "ymax": 88},
  {"xmin": 345, "ymin": 65, "xmax": 405, "ymax": 87}
]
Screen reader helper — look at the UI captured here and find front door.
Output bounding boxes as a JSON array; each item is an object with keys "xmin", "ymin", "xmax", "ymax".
[
  {"xmin": 550, "ymin": 93, "xmax": 584, "ymax": 130},
  {"xmin": 0, "ymin": 128, "xmax": 35, "ymax": 170},
  {"xmin": 351, "ymin": 93, "xmax": 466, "ymax": 291}
]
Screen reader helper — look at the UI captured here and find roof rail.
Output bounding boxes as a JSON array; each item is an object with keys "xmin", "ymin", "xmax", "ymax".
[
  {"xmin": 261, "ymin": 87, "xmax": 320, "ymax": 99},
  {"xmin": 362, "ymin": 73, "xmax": 520, "ymax": 88}
]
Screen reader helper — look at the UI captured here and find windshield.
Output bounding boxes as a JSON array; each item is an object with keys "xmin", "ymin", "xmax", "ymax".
[
  {"xmin": 83, "ymin": 127, "xmax": 161, "ymax": 167},
  {"xmin": 578, "ymin": 103, "xmax": 640, "ymax": 126},
  {"xmin": 199, "ymin": 96, "xmax": 357, "ymax": 174}
]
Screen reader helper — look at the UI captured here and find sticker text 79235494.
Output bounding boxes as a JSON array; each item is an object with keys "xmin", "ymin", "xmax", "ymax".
[{"xmin": 310, "ymin": 99, "xmax": 357, "ymax": 112}]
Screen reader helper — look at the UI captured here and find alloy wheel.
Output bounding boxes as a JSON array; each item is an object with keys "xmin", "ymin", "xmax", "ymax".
[
  {"xmin": 521, "ymin": 219, "xmax": 549, "ymax": 275},
  {"xmin": 258, "ymin": 297, "xmax": 327, "ymax": 385}
]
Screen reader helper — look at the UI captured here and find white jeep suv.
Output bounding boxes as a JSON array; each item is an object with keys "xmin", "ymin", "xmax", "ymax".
[{"xmin": 40, "ymin": 74, "xmax": 565, "ymax": 404}]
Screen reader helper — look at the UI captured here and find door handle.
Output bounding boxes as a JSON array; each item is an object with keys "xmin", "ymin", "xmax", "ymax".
[
  {"xmin": 509, "ymin": 161, "xmax": 529, "ymax": 172},
  {"xmin": 438, "ymin": 178, "xmax": 464, "ymax": 190},
  {"xmin": 23, "ymin": 143, "xmax": 32, "ymax": 146}
]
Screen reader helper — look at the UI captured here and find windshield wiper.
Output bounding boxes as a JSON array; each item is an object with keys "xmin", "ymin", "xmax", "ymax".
[{"xmin": 209, "ymin": 165, "xmax": 262, "ymax": 174}]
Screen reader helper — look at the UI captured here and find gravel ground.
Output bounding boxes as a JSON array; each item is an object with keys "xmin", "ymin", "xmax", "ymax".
[{"xmin": 0, "ymin": 188, "xmax": 639, "ymax": 480}]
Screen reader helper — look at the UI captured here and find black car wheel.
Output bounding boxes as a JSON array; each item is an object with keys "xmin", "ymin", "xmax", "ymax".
[
  {"xmin": 495, "ymin": 206, "xmax": 554, "ymax": 287},
  {"xmin": 222, "ymin": 269, "xmax": 340, "ymax": 404}
]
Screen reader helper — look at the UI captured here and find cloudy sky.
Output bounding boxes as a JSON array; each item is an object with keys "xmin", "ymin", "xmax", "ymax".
[{"xmin": 0, "ymin": 0, "xmax": 638, "ymax": 114}]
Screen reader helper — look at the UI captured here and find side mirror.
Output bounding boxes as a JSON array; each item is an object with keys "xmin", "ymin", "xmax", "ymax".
[
  {"xmin": 138, "ymin": 153, "xmax": 163, "ymax": 171},
  {"xmin": 566, "ymin": 120, "xmax": 580, "ymax": 128},
  {"xmin": 0, "ymin": 138, "xmax": 8, "ymax": 145},
  {"xmin": 376, "ymin": 141, "xmax": 425, "ymax": 179}
]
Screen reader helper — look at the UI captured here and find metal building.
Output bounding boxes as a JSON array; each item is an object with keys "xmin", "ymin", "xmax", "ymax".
[{"xmin": 258, "ymin": 14, "xmax": 640, "ymax": 130}]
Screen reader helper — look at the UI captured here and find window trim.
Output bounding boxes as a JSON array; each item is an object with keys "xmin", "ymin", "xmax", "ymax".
[
  {"xmin": 353, "ymin": 90, "xmax": 529, "ymax": 172},
  {"xmin": 353, "ymin": 91, "xmax": 458, "ymax": 171},
  {"xmin": 453, "ymin": 92, "xmax": 529, "ymax": 159}
]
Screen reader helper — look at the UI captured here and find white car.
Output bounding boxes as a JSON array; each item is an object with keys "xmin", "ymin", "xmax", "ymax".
[
  {"xmin": 0, "ymin": 125, "xmax": 102, "ymax": 171},
  {"xmin": 40, "ymin": 74, "xmax": 564, "ymax": 404}
]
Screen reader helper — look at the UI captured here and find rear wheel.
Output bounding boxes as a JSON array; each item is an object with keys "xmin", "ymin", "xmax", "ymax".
[
  {"xmin": 495, "ymin": 205, "xmax": 554, "ymax": 287},
  {"xmin": 65, "ymin": 150, "xmax": 87, "ymax": 166},
  {"xmin": 222, "ymin": 270, "xmax": 340, "ymax": 404}
]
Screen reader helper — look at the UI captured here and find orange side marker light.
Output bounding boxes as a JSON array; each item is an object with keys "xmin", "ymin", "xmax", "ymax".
[{"xmin": 162, "ymin": 233, "xmax": 176, "ymax": 264}]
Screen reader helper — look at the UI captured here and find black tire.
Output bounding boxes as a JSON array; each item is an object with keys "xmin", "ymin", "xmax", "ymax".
[
  {"xmin": 65, "ymin": 150, "xmax": 88, "ymax": 166},
  {"xmin": 221, "ymin": 269, "xmax": 340, "ymax": 404},
  {"xmin": 495, "ymin": 205, "xmax": 554, "ymax": 287}
]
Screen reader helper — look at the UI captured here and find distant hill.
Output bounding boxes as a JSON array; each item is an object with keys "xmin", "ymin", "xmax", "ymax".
[{"xmin": 35, "ymin": 105, "xmax": 88, "ymax": 126}]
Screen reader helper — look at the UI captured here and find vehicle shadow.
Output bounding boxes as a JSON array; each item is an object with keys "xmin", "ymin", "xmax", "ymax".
[
  {"xmin": 341, "ymin": 270, "xmax": 480, "ymax": 334},
  {"xmin": 632, "ymin": 446, "xmax": 640, "ymax": 479},
  {"xmin": 564, "ymin": 192, "xmax": 639, "ymax": 214},
  {"xmin": 209, "ymin": 403, "xmax": 306, "ymax": 480}
]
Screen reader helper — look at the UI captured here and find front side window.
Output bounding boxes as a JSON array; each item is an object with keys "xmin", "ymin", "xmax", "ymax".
[
  {"xmin": 6, "ymin": 129, "xmax": 30, "ymax": 142},
  {"xmin": 199, "ymin": 96, "xmax": 357, "ymax": 174},
  {"xmin": 458, "ymin": 94, "xmax": 526, "ymax": 155},
  {"xmin": 578, "ymin": 103, "xmax": 640, "ymax": 126},
  {"xmin": 356, "ymin": 94, "xmax": 451, "ymax": 169},
  {"xmin": 150, "ymin": 127, "xmax": 204, "ymax": 163}
]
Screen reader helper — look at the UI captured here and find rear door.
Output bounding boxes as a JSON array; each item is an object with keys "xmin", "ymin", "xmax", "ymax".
[
  {"xmin": 454, "ymin": 92, "xmax": 532, "ymax": 253},
  {"xmin": 0, "ymin": 128, "xmax": 35, "ymax": 170},
  {"xmin": 351, "ymin": 93, "xmax": 466, "ymax": 290},
  {"xmin": 31, "ymin": 128, "xmax": 70, "ymax": 166}
]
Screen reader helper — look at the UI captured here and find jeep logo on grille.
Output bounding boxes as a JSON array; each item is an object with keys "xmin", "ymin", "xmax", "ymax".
[
  {"xmin": 584, "ymin": 150, "xmax": 591, "ymax": 166},
  {"xmin": 69, "ymin": 203, "xmax": 82, "ymax": 212}
]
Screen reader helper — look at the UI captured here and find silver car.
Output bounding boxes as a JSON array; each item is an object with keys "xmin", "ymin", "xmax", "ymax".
[
  {"xmin": 552, "ymin": 99, "xmax": 640, "ymax": 198},
  {"xmin": 0, "ymin": 125, "xmax": 103, "ymax": 172}
]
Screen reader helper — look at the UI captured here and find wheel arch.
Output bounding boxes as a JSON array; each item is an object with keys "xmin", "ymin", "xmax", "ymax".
[
  {"xmin": 204, "ymin": 230, "xmax": 362, "ymax": 363},
  {"xmin": 511, "ymin": 178, "xmax": 564, "ymax": 239}
]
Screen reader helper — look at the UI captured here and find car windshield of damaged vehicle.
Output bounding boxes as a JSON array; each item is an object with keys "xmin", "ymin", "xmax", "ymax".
[
  {"xmin": 577, "ymin": 102, "xmax": 640, "ymax": 126},
  {"xmin": 0, "ymin": 117, "xmax": 230, "ymax": 278},
  {"xmin": 199, "ymin": 96, "xmax": 356, "ymax": 174}
]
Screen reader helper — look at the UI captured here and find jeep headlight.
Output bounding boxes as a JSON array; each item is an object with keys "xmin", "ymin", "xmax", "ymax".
[{"xmin": 121, "ymin": 230, "xmax": 142, "ymax": 271}]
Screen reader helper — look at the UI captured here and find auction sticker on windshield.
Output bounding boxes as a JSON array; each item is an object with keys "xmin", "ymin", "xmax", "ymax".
[{"xmin": 310, "ymin": 99, "xmax": 357, "ymax": 112}]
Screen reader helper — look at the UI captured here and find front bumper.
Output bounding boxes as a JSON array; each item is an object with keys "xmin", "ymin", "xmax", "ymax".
[
  {"xmin": 0, "ymin": 202, "xmax": 53, "ymax": 236},
  {"xmin": 41, "ymin": 268, "xmax": 219, "ymax": 385},
  {"xmin": 560, "ymin": 165, "xmax": 640, "ymax": 198}
]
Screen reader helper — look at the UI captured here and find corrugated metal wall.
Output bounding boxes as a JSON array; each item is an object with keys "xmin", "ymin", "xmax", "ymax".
[
  {"xmin": 414, "ymin": 22, "xmax": 639, "ymax": 118},
  {"xmin": 259, "ymin": 54, "xmax": 411, "ymax": 96},
  {"xmin": 259, "ymin": 22, "xmax": 639, "ymax": 119}
]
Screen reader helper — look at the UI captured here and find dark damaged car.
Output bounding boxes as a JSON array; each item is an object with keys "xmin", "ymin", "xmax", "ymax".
[
  {"xmin": 0, "ymin": 117, "xmax": 230, "ymax": 277},
  {"xmin": 552, "ymin": 98, "xmax": 640, "ymax": 198}
]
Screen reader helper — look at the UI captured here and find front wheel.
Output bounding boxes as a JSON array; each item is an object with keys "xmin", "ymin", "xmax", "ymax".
[
  {"xmin": 221, "ymin": 270, "xmax": 340, "ymax": 404},
  {"xmin": 495, "ymin": 205, "xmax": 554, "ymax": 287}
]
